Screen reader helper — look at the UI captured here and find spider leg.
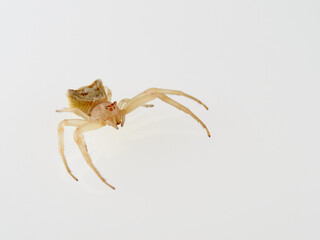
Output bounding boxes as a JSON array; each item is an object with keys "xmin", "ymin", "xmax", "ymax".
[
  {"xmin": 118, "ymin": 98, "xmax": 154, "ymax": 109},
  {"xmin": 73, "ymin": 121, "xmax": 115, "ymax": 190},
  {"xmin": 130, "ymin": 88, "xmax": 208, "ymax": 110},
  {"xmin": 157, "ymin": 94, "xmax": 211, "ymax": 137},
  {"xmin": 122, "ymin": 90, "xmax": 211, "ymax": 137},
  {"xmin": 58, "ymin": 119, "xmax": 88, "ymax": 181},
  {"xmin": 56, "ymin": 108, "xmax": 90, "ymax": 120},
  {"xmin": 104, "ymin": 86, "xmax": 112, "ymax": 101}
]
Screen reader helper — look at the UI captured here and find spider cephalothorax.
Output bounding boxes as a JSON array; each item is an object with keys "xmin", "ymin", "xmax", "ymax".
[{"xmin": 57, "ymin": 79, "xmax": 210, "ymax": 189}]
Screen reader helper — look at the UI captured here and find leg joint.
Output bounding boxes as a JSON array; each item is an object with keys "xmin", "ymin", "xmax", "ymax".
[
  {"xmin": 144, "ymin": 88, "xmax": 159, "ymax": 94},
  {"xmin": 73, "ymin": 129, "xmax": 82, "ymax": 143}
]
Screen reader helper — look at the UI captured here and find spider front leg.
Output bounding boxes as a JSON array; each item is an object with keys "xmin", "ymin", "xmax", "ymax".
[
  {"xmin": 58, "ymin": 119, "xmax": 88, "ymax": 181},
  {"xmin": 129, "ymin": 88, "xmax": 208, "ymax": 110},
  {"xmin": 73, "ymin": 121, "xmax": 116, "ymax": 190},
  {"xmin": 118, "ymin": 98, "xmax": 154, "ymax": 109},
  {"xmin": 122, "ymin": 89, "xmax": 211, "ymax": 137}
]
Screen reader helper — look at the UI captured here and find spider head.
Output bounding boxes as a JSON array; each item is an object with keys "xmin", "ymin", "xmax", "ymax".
[
  {"xmin": 105, "ymin": 101, "xmax": 118, "ymax": 112},
  {"xmin": 91, "ymin": 101, "xmax": 123, "ymax": 124}
]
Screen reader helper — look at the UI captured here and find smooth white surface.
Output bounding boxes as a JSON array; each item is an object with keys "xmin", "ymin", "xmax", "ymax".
[{"xmin": 1, "ymin": 0, "xmax": 319, "ymax": 239}]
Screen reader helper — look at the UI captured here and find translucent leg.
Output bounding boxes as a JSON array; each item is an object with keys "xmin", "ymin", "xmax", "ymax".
[
  {"xmin": 118, "ymin": 98, "xmax": 154, "ymax": 109},
  {"xmin": 157, "ymin": 94, "xmax": 211, "ymax": 137},
  {"xmin": 129, "ymin": 88, "xmax": 208, "ymax": 110},
  {"xmin": 122, "ymin": 91, "xmax": 211, "ymax": 137},
  {"xmin": 73, "ymin": 121, "xmax": 115, "ymax": 189},
  {"xmin": 58, "ymin": 119, "xmax": 88, "ymax": 181}
]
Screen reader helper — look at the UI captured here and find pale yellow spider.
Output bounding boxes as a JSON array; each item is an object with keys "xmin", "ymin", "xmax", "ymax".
[{"xmin": 57, "ymin": 80, "xmax": 210, "ymax": 189}]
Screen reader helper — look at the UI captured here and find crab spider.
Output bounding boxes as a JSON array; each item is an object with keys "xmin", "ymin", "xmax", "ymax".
[{"xmin": 57, "ymin": 80, "xmax": 210, "ymax": 189}]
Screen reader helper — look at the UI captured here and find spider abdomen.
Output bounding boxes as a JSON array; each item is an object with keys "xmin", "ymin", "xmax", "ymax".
[{"xmin": 67, "ymin": 80, "xmax": 109, "ymax": 115}]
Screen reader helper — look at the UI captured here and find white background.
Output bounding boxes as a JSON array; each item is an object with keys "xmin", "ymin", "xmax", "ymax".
[{"xmin": 0, "ymin": 0, "xmax": 319, "ymax": 239}]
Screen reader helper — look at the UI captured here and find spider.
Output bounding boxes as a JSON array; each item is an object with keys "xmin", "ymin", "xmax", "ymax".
[{"xmin": 57, "ymin": 79, "xmax": 211, "ymax": 189}]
